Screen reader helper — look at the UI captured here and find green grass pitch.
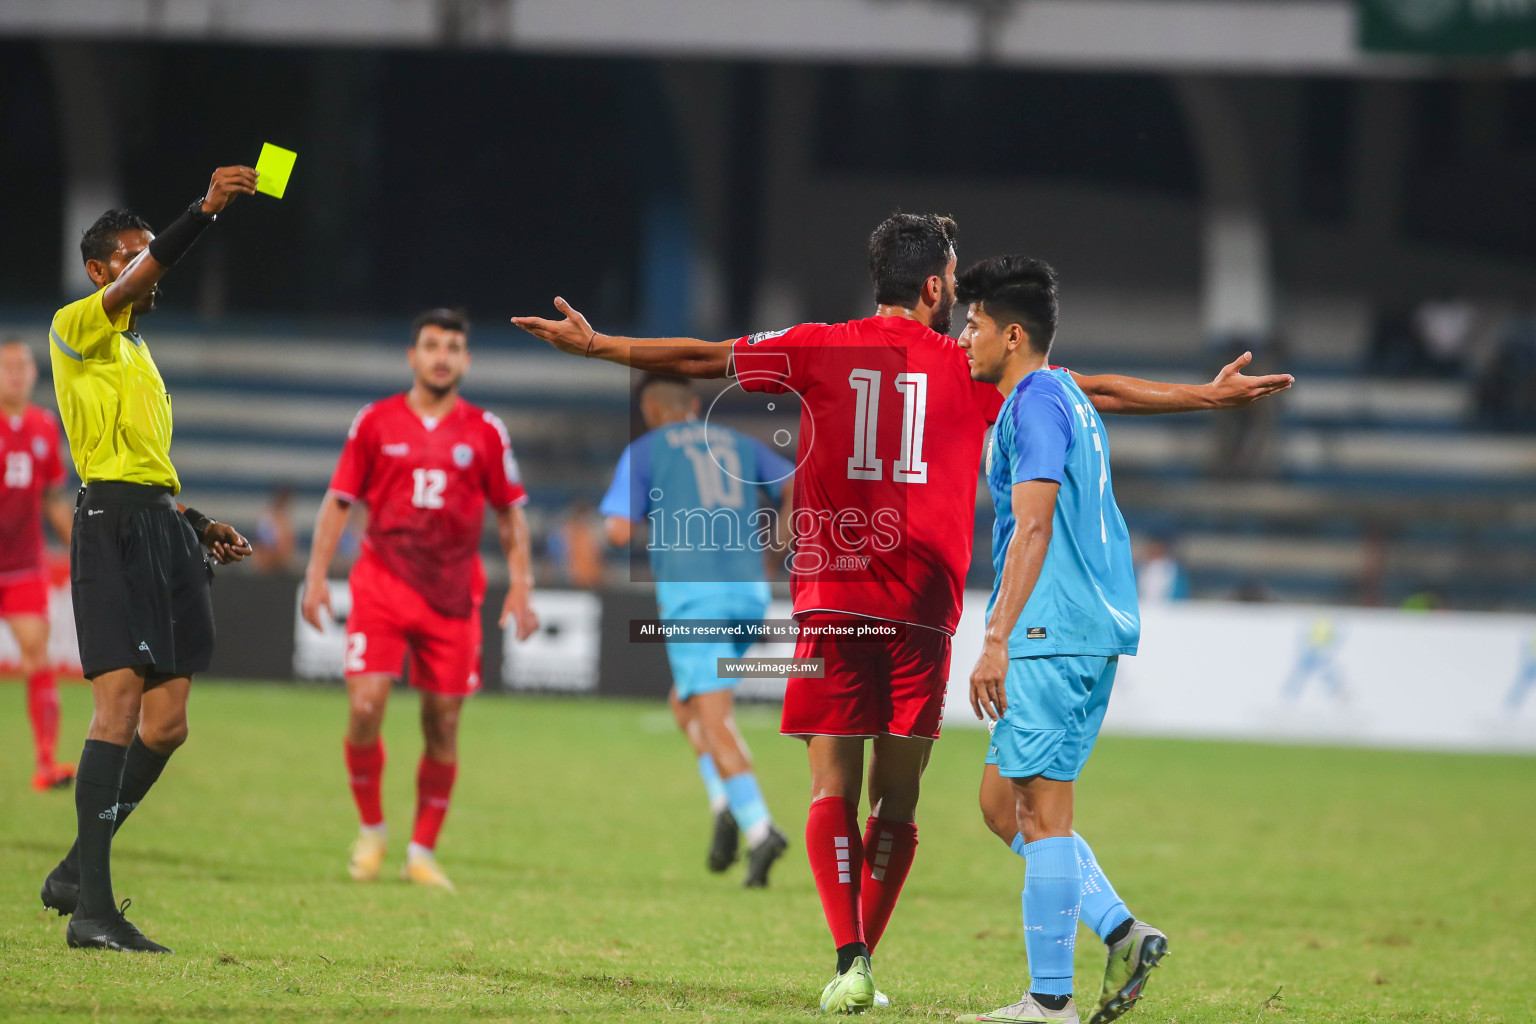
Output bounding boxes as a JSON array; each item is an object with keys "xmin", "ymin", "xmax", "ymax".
[{"xmin": 1, "ymin": 680, "xmax": 1532, "ymax": 1022}]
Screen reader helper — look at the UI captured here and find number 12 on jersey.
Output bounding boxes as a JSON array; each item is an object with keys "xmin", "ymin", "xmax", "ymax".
[
  {"xmin": 846, "ymin": 369, "xmax": 928, "ymax": 483},
  {"xmin": 412, "ymin": 468, "xmax": 447, "ymax": 509}
]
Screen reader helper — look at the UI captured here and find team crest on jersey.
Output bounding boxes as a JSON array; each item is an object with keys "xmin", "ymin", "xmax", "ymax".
[
  {"xmin": 745, "ymin": 327, "xmax": 790, "ymax": 345},
  {"xmin": 452, "ymin": 443, "xmax": 474, "ymax": 468},
  {"xmin": 32, "ymin": 437, "xmax": 47, "ymax": 459}
]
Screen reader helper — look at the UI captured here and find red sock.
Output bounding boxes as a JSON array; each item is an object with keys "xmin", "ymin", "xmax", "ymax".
[
  {"xmin": 26, "ymin": 669, "xmax": 59, "ymax": 771},
  {"xmin": 345, "ymin": 740, "xmax": 386, "ymax": 827},
  {"xmin": 411, "ymin": 755, "xmax": 458, "ymax": 850},
  {"xmin": 859, "ymin": 816, "xmax": 919, "ymax": 952},
  {"xmin": 805, "ymin": 796, "xmax": 865, "ymax": 948}
]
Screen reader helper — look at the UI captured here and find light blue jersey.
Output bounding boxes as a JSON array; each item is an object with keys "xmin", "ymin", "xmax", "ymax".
[
  {"xmin": 985, "ymin": 368, "xmax": 1139, "ymax": 657},
  {"xmin": 600, "ymin": 419, "xmax": 793, "ymax": 620}
]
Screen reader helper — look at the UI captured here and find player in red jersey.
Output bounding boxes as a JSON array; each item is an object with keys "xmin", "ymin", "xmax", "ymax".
[
  {"xmin": 515, "ymin": 213, "xmax": 1291, "ymax": 1010},
  {"xmin": 0, "ymin": 339, "xmax": 76, "ymax": 792},
  {"xmin": 302, "ymin": 309, "xmax": 539, "ymax": 891}
]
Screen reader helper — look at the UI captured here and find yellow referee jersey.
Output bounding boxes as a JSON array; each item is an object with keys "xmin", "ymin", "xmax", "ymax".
[{"xmin": 49, "ymin": 288, "xmax": 180, "ymax": 493}]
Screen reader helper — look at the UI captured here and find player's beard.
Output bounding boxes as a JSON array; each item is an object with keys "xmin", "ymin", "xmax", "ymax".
[
  {"xmin": 419, "ymin": 372, "xmax": 461, "ymax": 399},
  {"xmin": 930, "ymin": 286, "xmax": 956, "ymax": 337}
]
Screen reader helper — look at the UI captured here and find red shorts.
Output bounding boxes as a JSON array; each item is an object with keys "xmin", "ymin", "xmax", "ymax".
[
  {"xmin": 345, "ymin": 553, "xmax": 483, "ymax": 696},
  {"xmin": 780, "ymin": 614, "xmax": 952, "ymax": 741},
  {"xmin": 0, "ymin": 572, "xmax": 50, "ymax": 619}
]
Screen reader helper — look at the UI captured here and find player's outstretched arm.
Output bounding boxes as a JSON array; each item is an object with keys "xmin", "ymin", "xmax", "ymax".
[
  {"xmin": 1072, "ymin": 351, "xmax": 1294, "ymax": 416},
  {"xmin": 302, "ymin": 492, "xmax": 352, "ymax": 631},
  {"xmin": 971, "ymin": 480, "xmax": 1058, "ymax": 723},
  {"xmin": 496, "ymin": 504, "xmax": 540, "ymax": 641},
  {"xmin": 100, "ymin": 166, "xmax": 257, "ymax": 320},
  {"xmin": 512, "ymin": 298, "xmax": 732, "ymax": 379}
]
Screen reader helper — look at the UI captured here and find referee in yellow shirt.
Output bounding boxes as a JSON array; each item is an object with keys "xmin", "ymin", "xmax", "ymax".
[{"xmin": 38, "ymin": 166, "xmax": 258, "ymax": 953}]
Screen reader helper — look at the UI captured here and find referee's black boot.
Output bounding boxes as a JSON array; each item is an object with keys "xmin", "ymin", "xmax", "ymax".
[
  {"xmin": 39, "ymin": 862, "xmax": 79, "ymax": 917},
  {"xmin": 66, "ymin": 899, "xmax": 172, "ymax": 954}
]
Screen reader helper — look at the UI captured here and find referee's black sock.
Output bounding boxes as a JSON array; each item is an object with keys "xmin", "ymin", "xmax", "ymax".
[
  {"xmin": 62, "ymin": 735, "xmax": 171, "ymax": 880},
  {"xmin": 73, "ymin": 739, "xmax": 128, "ymax": 919}
]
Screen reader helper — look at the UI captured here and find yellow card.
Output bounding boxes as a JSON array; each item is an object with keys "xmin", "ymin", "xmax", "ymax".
[{"xmin": 254, "ymin": 142, "xmax": 297, "ymax": 199}]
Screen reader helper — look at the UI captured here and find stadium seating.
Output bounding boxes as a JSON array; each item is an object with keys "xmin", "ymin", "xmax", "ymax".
[{"xmin": 11, "ymin": 316, "xmax": 1536, "ymax": 611}]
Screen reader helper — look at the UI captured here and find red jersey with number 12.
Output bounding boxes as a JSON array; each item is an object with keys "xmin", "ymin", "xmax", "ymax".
[
  {"xmin": 0, "ymin": 405, "xmax": 66, "ymax": 581},
  {"xmin": 732, "ymin": 316, "xmax": 1003, "ymax": 635},
  {"xmin": 329, "ymin": 394, "xmax": 528, "ymax": 619}
]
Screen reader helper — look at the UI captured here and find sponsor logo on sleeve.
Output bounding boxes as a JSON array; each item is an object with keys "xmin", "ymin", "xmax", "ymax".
[{"xmin": 745, "ymin": 327, "xmax": 791, "ymax": 345}]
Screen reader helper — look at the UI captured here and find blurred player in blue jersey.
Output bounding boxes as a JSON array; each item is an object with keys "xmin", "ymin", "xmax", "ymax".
[
  {"xmin": 600, "ymin": 374, "xmax": 797, "ymax": 886},
  {"xmin": 956, "ymin": 258, "xmax": 1168, "ymax": 1024}
]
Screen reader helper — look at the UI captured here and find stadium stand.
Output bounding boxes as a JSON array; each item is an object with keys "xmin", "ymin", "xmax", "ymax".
[{"xmin": 8, "ymin": 303, "xmax": 1536, "ymax": 611}]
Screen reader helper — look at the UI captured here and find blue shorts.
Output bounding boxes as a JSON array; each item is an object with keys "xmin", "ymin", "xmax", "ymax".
[
  {"xmin": 985, "ymin": 655, "xmax": 1118, "ymax": 781},
  {"xmin": 664, "ymin": 602, "xmax": 767, "ymax": 701},
  {"xmin": 667, "ymin": 637, "xmax": 757, "ymax": 700}
]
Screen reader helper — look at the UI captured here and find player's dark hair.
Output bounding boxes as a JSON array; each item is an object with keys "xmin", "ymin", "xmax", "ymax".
[
  {"xmin": 79, "ymin": 209, "xmax": 152, "ymax": 266},
  {"xmin": 956, "ymin": 256, "xmax": 1059, "ymax": 355},
  {"xmin": 867, "ymin": 212, "xmax": 957, "ymax": 307},
  {"xmin": 637, "ymin": 373, "xmax": 692, "ymax": 397},
  {"xmin": 410, "ymin": 307, "xmax": 470, "ymax": 345}
]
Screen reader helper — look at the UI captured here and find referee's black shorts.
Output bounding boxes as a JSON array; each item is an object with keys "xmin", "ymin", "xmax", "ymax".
[{"xmin": 71, "ymin": 481, "xmax": 215, "ymax": 681}]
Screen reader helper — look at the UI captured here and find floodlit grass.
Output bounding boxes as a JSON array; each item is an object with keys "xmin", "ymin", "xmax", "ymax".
[{"xmin": 1, "ymin": 680, "xmax": 1532, "ymax": 1022}]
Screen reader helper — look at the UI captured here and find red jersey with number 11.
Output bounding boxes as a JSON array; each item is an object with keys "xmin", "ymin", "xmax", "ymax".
[
  {"xmin": 329, "ymin": 394, "xmax": 528, "ymax": 619},
  {"xmin": 732, "ymin": 316, "xmax": 1003, "ymax": 636}
]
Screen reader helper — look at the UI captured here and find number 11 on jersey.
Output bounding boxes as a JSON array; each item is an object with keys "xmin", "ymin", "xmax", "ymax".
[{"xmin": 846, "ymin": 369, "xmax": 928, "ymax": 483}]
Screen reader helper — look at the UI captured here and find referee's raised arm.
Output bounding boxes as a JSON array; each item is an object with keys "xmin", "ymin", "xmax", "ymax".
[{"xmin": 96, "ymin": 166, "xmax": 257, "ymax": 320}]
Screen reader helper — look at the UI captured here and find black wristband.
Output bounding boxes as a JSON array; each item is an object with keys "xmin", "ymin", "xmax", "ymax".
[
  {"xmin": 147, "ymin": 201, "xmax": 216, "ymax": 267},
  {"xmin": 182, "ymin": 506, "xmax": 214, "ymax": 538}
]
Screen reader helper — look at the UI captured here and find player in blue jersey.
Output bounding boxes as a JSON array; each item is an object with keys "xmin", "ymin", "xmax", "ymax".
[
  {"xmin": 956, "ymin": 257, "xmax": 1168, "ymax": 1024},
  {"xmin": 600, "ymin": 374, "xmax": 797, "ymax": 887}
]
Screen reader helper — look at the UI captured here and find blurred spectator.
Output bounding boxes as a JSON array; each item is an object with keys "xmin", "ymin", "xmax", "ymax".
[
  {"xmin": 1356, "ymin": 525, "xmax": 1389, "ymax": 607},
  {"xmin": 1412, "ymin": 296, "xmax": 1476, "ymax": 375},
  {"xmin": 1475, "ymin": 304, "xmax": 1536, "ymax": 431},
  {"xmin": 1230, "ymin": 577, "xmax": 1273, "ymax": 603},
  {"xmin": 1369, "ymin": 296, "xmax": 1477, "ymax": 378},
  {"xmin": 252, "ymin": 486, "xmax": 297, "ymax": 574},
  {"xmin": 1366, "ymin": 304, "xmax": 1419, "ymax": 376},
  {"xmin": 1136, "ymin": 536, "xmax": 1188, "ymax": 604},
  {"xmin": 548, "ymin": 500, "xmax": 607, "ymax": 589},
  {"xmin": 1207, "ymin": 333, "xmax": 1281, "ymax": 479}
]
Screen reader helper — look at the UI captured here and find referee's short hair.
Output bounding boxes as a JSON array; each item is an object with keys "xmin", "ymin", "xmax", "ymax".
[
  {"xmin": 410, "ymin": 308, "xmax": 470, "ymax": 345},
  {"xmin": 80, "ymin": 209, "xmax": 152, "ymax": 266}
]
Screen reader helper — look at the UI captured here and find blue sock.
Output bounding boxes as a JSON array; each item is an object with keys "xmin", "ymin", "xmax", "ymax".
[
  {"xmin": 722, "ymin": 772, "xmax": 773, "ymax": 844},
  {"xmin": 1012, "ymin": 831, "xmax": 1132, "ymax": 946},
  {"xmin": 1073, "ymin": 832, "xmax": 1132, "ymax": 943},
  {"xmin": 1021, "ymin": 836, "xmax": 1082, "ymax": 998},
  {"xmin": 697, "ymin": 754, "xmax": 728, "ymax": 813}
]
